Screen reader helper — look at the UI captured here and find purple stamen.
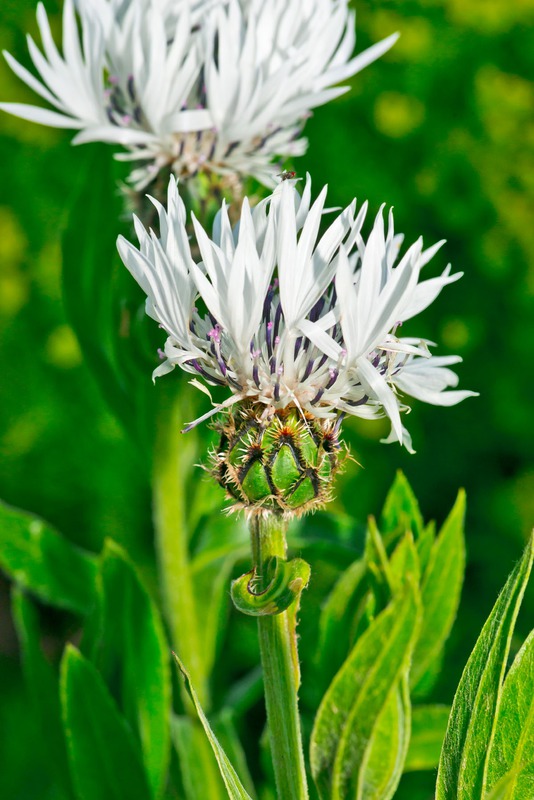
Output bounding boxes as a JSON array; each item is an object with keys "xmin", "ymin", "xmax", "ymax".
[
  {"xmin": 303, "ymin": 358, "xmax": 315, "ymax": 381},
  {"xmin": 326, "ymin": 368, "xmax": 338, "ymax": 389}
]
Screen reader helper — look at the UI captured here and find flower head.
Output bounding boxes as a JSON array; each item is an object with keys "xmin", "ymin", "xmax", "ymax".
[
  {"xmin": 117, "ymin": 175, "xmax": 477, "ymax": 453},
  {"xmin": 2, "ymin": 0, "xmax": 397, "ymax": 189}
]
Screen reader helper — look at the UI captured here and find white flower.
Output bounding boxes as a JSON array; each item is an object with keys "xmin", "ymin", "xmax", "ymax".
[
  {"xmin": 2, "ymin": 0, "xmax": 398, "ymax": 189},
  {"xmin": 117, "ymin": 175, "xmax": 477, "ymax": 448}
]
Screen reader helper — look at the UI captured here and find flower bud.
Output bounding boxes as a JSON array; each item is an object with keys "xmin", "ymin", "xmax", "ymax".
[{"xmin": 214, "ymin": 403, "xmax": 342, "ymax": 515}]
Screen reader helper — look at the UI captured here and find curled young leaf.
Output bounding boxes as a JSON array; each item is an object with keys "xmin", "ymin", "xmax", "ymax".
[{"xmin": 231, "ymin": 556, "xmax": 310, "ymax": 616}]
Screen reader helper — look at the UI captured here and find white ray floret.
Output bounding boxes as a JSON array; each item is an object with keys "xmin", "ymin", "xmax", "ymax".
[
  {"xmin": 117, "ymin": 175, "xmax": 477, "ymax": 447},
  {"xmin": 2, "ymin": 0, "xmax": 398, "ymax": 188}
]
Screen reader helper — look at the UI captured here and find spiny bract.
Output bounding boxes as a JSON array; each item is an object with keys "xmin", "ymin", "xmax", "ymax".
[{"xmin": 213, "ymin": 403, "xmax": 343, "ymax": 515}]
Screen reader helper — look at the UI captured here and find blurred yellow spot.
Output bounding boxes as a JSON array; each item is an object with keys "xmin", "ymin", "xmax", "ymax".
[
  {"xmin": 415, "ymin": 168, "xmax": 438, "ymax": 196},
  {"xmin": 374, "ymin": 93, "xmax": 425, "ymax": 138},
  {"xmin": 0, "ymin": 207, "xmax": 29, "ymax": 316},
  {"xmin": 1, "ymin": 412, "xmax": 47, "ymax": 458},
  {"xmin": 368, "ymin": 12, "xmax": 434, "ymax": 61},
  {"xmin": 34, "ymin": 240, "xmax": 62, "ymax": 299},
  {"xmin": 0, "ymin": 275, "xmax": 28, "ymax": 316},
  {"xmin": 45, "ymin": 325, "xmax": 83, "ymax": 369},
  {"xmin": 447, "ymin": 0, "xmax": 534, "ymax": 34},
  {"xmin": 440, "ymin": 319, "xmax": 471, "ymax": 351}
]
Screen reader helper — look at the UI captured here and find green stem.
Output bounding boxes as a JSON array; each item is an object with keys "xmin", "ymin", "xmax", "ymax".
[
  {"xmin": 153, "ymin": 391, "xmax": 208, "ymax": 707},
  {"xmin": 251, "ymin": 515, "xmax": 309, "ymax": 800}
]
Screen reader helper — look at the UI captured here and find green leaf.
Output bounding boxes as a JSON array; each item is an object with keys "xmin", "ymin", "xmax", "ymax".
[
  {"xmin": 411, "ymin": 490, "xmax": 466, "ymax": 695},
  {"xmin": 436, "ymin": 533, "xmax": 534, "ymax": 800},
  {"xmin": 380, "ymin": 471, "xmax": 424, "ymax": 542},
  {"xmin": 192, "ymin": 550, "xmax": 239, "ymax": 679},
  {"xmin": 214, "ymin": 710, "xmax": 257, "ymax": 799},
  {"xmin": 171, "ymin": 715, "xmax": 228, "ymax": 800},
  {"xmin": 484, "ymin": 769, "xmax": 533, "ymax": 800},
  {"xmin": 404, "ymin": 705, "xmax": 450, "ymax": 772},
  {"xmin": 365, "ymin": 516, "xmax": 395, "ymax": 609},
  {"xmin": 60, "ymin": 645, "xmax": 152, "ymax": 800},
  {"xmin": 389, "ymin": 532, "xmax": 421, "ymax": 592},
  {"xmin": 486, "ymin": 628, "xmax": 534, "ymax": 798},
  {"xmin": 358, "ymin": 676, "xmax": 411, "ymax": 800},
  {"xmin": 315, "ymin": 558, "xmax": 368, "ymax": 689},
  {"xmin": 173, "ymin": 653, "xmax": 254, "ymax": 800},
  {"xmin": 416, "ymin": 521, "xmax": 436, "ymax": 576},
  {"xmin": 11, "ymin": 588, "xmax": 75, "ymax": 800},
  {"xmin": 87, "ymin": 541, "xmax": 171, "ymax": 799},
  {"xmin": 0, "ymin": 499, "xmax": 97, "ymax": 614},
  {"xmin": 310, "ymin": 581, "xmax": 420, "ymax": 800}
]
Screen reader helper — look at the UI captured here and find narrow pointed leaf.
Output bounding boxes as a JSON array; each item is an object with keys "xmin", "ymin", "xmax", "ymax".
[
  {"xmin": 389, "ymin": 532, "xmax": 420, "ymax": 592},
  {"xmin": 436, "ymin": 533, "xmax": 534, "ymax": 800},
  {"xmin": 0, "ymin": 499, "xmax": 97, "ymax": 614},
  {"xmin": 357, "ymin": 675, "xmax": 411, "ymax": 800},
  {"xmin": 60, "ymin": 645, "xmax": 152, "ymax": 800},
  {"xmin": 365, "ymin": 516, "xmax": 394, "ymax": 609},
  {"xmin": 411, "ymin": 490, "xmax": 466, "ymax": 694},
  {"xmin": 381, "ymin": 470, "xmax": 424, "ymax": 542},
  {"xmin": 416, "ymin": 521, "xmax": 436, "ymax": 576},
  {"xmin": 87, "ymin": 541, "xmax": 171, "ymax": 799},
  {"xmin": 173, "ymin": 653, "xmax": 254, "ymax": 800},
  {"xmin": 310, "ymin": 581, "xmax": 420, "ymax": 799},
  {"xmin": 404, "ymin": 705, "xmax": 450, "ymax": 772},
  {"xmin": 171, "ymin": 715, "xmax": 228, "ymax": 800},
  {"xmin": 486, "ymin": 628, "xmax": 534, "ymax": 799},
  {"xmin": 214, "ymin": 710, "xmax": 257, "ymax": 799}
]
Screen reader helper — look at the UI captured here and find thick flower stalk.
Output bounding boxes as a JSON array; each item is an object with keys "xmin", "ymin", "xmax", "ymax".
[{"xmin": 1, "ymin": 0, "xmax": 398, "ymax": 189}]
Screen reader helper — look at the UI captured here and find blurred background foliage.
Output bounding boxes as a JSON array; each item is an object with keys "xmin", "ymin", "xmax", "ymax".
[{"xmin": 0, "ymin": 0, "xmax": 533, "ymax": 797}]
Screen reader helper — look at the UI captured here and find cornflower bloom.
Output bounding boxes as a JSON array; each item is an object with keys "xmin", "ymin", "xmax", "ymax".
[
  {"xmin": 1, "ymin": 0, "xmax": 398, "ymax": 189},
  {"xmin": 117, "ymin": 176, "xmax": 476, "ymax": 512}
]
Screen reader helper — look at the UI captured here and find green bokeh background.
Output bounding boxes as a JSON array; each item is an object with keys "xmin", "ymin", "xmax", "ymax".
[{"xmin": 0, "ymin": 0, "xmax": 533, "ymax": 797}]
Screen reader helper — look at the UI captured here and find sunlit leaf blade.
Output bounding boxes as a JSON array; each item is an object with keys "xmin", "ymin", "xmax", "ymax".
[
  {"xmin": 436, "ymin": 533, "xmax": 534, "ymax": 800},
  {"xmin": 172, "ymin": 653, "xmax": 254, "ymax": 800},
  {"xmin": 365, "ymin": 516, "xmax": 395, "ymax": 609},
  {"xmin": 358, "ymin": 676, "xmax": 411, "ymax": 800},
  {"xmin": 11, "ymin": 588, "xmax": 75, "ymax": 800},
  {"xmin": 486, "ymin": 628, "xmax": 534, "ymax": 799},
  {"xmin": 380, "ymin": 470, "xmax": 424, "ymax": 542},
  {"xmin": 389, "ymin": 532, "xmax": 420, "ymax": 592},
  {"xmin": 416, "ymin": 521, "xmax": 436, "ymax": 576},
  {"xmin": 404, "ymin": 705, "xmax": 450, "ymax": 772},
  {"xmin": 87, "ymin": 540, "xmax": 171, "ymax": 799},
  {"xmin": 60, "ymin": 645, "xmax": 152, "ymax": 800},
  {"xmin": 0, "ymin": 499, "xmax": 97, "ymax": 614},
  {"xmin": 171, "ymin": 715, "xmax": 228, "ymax": 800},
  {"xmin": 310, "ymin": 581, "xmax": 420, "ymax": 800},
  {"xmin": 214, "ymin": 710, "xmax": 257, "ymax": 799},
  {"xmin": 411, "ymin": 490, "xmax": 466, "ymax": 694}
]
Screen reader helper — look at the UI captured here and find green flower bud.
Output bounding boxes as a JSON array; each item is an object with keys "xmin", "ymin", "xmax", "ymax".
[{"xmin": 213, "ymin": 403, "xmax": 343, "ymax": 516}]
